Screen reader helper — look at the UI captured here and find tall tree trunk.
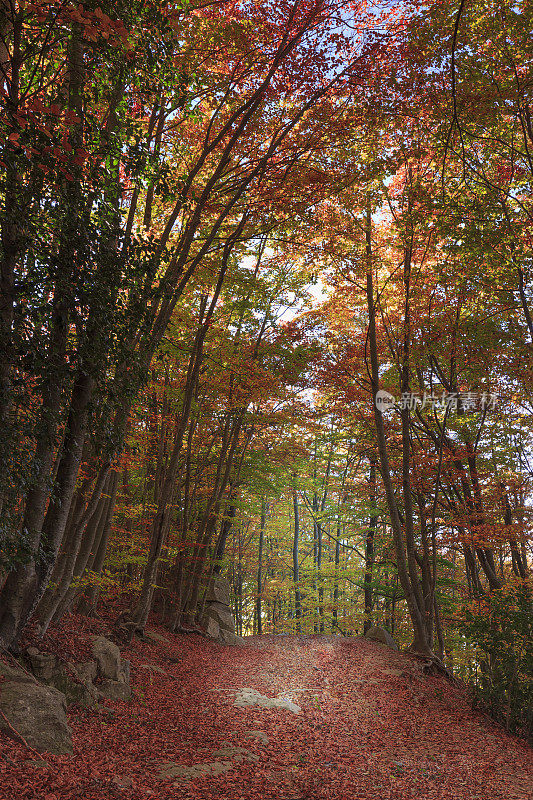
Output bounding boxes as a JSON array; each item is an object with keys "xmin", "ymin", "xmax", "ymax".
[
  {"xmin": 316, "ymin": 508, "xmax": 324, "ymax": 633},
  {"xmin": 292, "ymin": 484, "xmax": 301, "ymax": 630},
  {"xmin": 0, "ymin": 8, "xmax": 25, "ymax": 508},
  {"xmin": 502, "ymin": 484, "xmax": 527, "ymax": 580},
  {"xmin": 44, "ymin": 467, "xmax": 118, "ymax": 627},
  {"xmin": 333, "ymin": 519, "xmax": 342, "ymax": 630},
  {"xmin": 0, "ymin": 368, "xmax": 94, "ymax": 647},
  {"xmin": 77, "ymin": 468, "xmax": 120, "ymax": 615},
  {"xmin": 0, "ymin": 27, "xmax": 87, "ymax": 649},
  {"xmin": 213, "ymin": 500, "xmax": 237, "ymax": 575},
  {"xmin": 365, "ymin": 207, "xmax": 433, "ymax": 658},
  {"xmin": 180, "ymin": 411, "xmax": 249, "ymax": 626},
  {"xmin": 256, "ymin": 497, "xmax": 267, "ymax": 635},
  {"xmin": 363, "ymin": 461, "xmax": 377, "ymax": 634}
]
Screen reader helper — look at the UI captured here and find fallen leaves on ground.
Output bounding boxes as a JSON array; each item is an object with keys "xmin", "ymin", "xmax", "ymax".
[{"xmin": 1, "ymin": 618, "xmax": 532, "ymax": 800}]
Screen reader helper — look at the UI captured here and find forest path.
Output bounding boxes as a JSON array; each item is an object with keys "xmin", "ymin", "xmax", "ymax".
[{"xmin": 2, "ymin": 629, "xmax": 532, "ymax": 800}]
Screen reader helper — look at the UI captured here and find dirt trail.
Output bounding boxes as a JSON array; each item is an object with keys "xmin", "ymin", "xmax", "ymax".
[{"xmin": 1, "ymin": 629, "xmax": 532, "ymax": 800}]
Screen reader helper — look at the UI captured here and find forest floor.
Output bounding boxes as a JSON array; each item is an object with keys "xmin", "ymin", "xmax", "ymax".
[{"xmin": 1, "ymin": 617, "xmax": 532, "ymax": 800}]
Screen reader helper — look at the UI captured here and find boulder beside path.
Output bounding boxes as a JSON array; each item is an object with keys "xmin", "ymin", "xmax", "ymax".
[
  {"xmin": 364, "ymin": 625, "xmax": 398, "ymax": 650},
  {"xmin": 201, "ymin": 578, "xmax": 244, "ymax": 646}
]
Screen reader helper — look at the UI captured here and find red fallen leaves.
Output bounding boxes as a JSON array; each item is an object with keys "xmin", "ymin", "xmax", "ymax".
[{"xmin": 1, "ymin": 620, "xmax": 532, "ymax": 800}]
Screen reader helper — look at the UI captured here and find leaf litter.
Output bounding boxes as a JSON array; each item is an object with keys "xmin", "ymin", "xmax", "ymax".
[{"xmin": 1, "ymin": 621, "xmax": 532, "ymax": 800}]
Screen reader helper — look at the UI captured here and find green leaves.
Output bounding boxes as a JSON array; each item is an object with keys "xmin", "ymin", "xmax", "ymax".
[{"xmin": 459, "ymin": 583, "xmax": 533, "ymax": 741}]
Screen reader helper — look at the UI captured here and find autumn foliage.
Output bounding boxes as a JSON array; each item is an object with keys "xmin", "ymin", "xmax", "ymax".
[{"xmin": 0, "ymin": 0, "xmax": 532, "ymax": 756}]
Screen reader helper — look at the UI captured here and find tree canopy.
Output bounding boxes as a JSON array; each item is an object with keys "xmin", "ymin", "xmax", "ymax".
[{"xmin": 0, "ymin": 0, "xmax": 531, "ymax": 742}]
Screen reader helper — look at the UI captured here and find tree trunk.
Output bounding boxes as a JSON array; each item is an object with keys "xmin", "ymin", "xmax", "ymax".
[
  {"xmin": 0, "ymin": 368, "xmax": 94, "ymax": 647},
  {"xmin": 256, "ymin": 497, "xmax": 267, "ymax": 635},
  {"xmin": 365, "ymin": 207, "xmax": 433, "ymax": 657},
  {"xmin": 292, "ymin": 485, "xmax": 301, "ymax": 630},
  {"xmin": 77, "ymin": 468, "xmax": 120, "ymax": 615},
  {"xmin": 363, "ymin": 461, "xmax": 377, "ymax": 634},
  {"xmin": 333, "ymin": 519, "xmax": 342, "ymax": 630},
  {"xmin": 213, "ymin": 500, "xmax": 237, "ymax": 575}
]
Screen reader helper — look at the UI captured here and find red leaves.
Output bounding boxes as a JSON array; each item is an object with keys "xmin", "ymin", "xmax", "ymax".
[{"xmin": 2, "ymin": 621, "xmax": 532, "ymax": 800}]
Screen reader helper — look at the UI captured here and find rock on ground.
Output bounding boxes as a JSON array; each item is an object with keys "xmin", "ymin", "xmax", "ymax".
[
  {"xmin": 0, "ymin": 659, "xmax": 36, "ymax": 684},
  {"xmin": 218, "ymin": 629, "xmax": 244, "ymax": 646},
  {"xmin": 159, "ymin": 744, "xmax": 258, "ymax": 783},
  {"xmin": 234, "ymin": 687, "xmax": 301, "ymax": 714},
  {"xmin": 143, "ymin": 630, "xmax": 172, "ymax": 644},
  {"xmin": 205, "ymin": 577, "xmax": 231, "ymax": 605},
  {"xmin": 139, "ymin": 663, "xmax": 167, "ymax": 675},
  {"xmin": 203, "ymin": 617, "xmax": 221, "ymax": 639},
  {"xmin": 0, "ymin": 680, "xmax": 73, "ymax": 755},
  {"xmin": 245, "ymin": 730, "xmax": 269, "ymax": 744},
  {"xmin": 74, "ymin": 660, "xmax": 98, "ymax": 684},
  {"xmin": 98, "ymin": 679, "xmax": 132, "ymax": 701},
  {"xmin": 26, "ymin": 648, "xmax": 59, "ymax": 682},
  {"xmin": 364, "ymin": 625, "xmax": 398, "ymax": 650},
  {"xmin": 201, "ymin": 577, "xmax": 243, "ymax": 645},
  {"xmin": 25, "ymin": 648, "xmax": 96, "ymax": 707},
  {"xmin": 92, "ymin": 636, "xmax": 123, "ymax": 680},
  {"xmin": 204, "ymin": 601, "xmax": 235, "ymax": 633}
]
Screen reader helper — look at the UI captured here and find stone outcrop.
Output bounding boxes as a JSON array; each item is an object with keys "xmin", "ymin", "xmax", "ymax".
[
  {"xmin": 26, "ymin": 647, "xmax": 96, "ymax": 708},
  {"xmin": 91, "ymin": 636, "xmax": 132, "ymax": 700},
  {"xmin": 0, "ymin": 660, "xmax": 34, "ymax": 684},
  {"xmin": 203, "ymin": 617, "xmax": 221, "ymax": 639},
  {"xmin": 201, "ymin": 577, "xmax": 244, "ymax": 645},
  {"xmin": 364, "ymin": 625, "xmax": 398, "ymax": 650},
  {"xmin": 0, "ymin": 664, "xmax": 73, "ymax": 755},
  {"xmin": 74, "ymin": 660, "xmax": 98, "ymax": 684},
  {"xmin": 217, "ymin": 629, "xmax": 243, "ymax": 645},
  {"xmin": 143, "ymin": 630, "xmax": 172, "ymax": 645},
  {"xmin": 25, "ymin": 648, "xmax": 58, "ymax": 682},
  {"xmin": 0, "ymin": 635, "xmax": 133, "ymax": 754},
  {"xmin": 206, "ymin": 602, "xmax": 236, "ymax": 633},
  {"xmin": 205, "ymin": 578, "xmax": 231, "ymax": 606},
  {"xmin": 98, "ymin": 679, "xmax": 132, "ymax": 701},
  {"xmin": 92, "ymin": 636, "xmax": 122, "ymax": 680}
]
